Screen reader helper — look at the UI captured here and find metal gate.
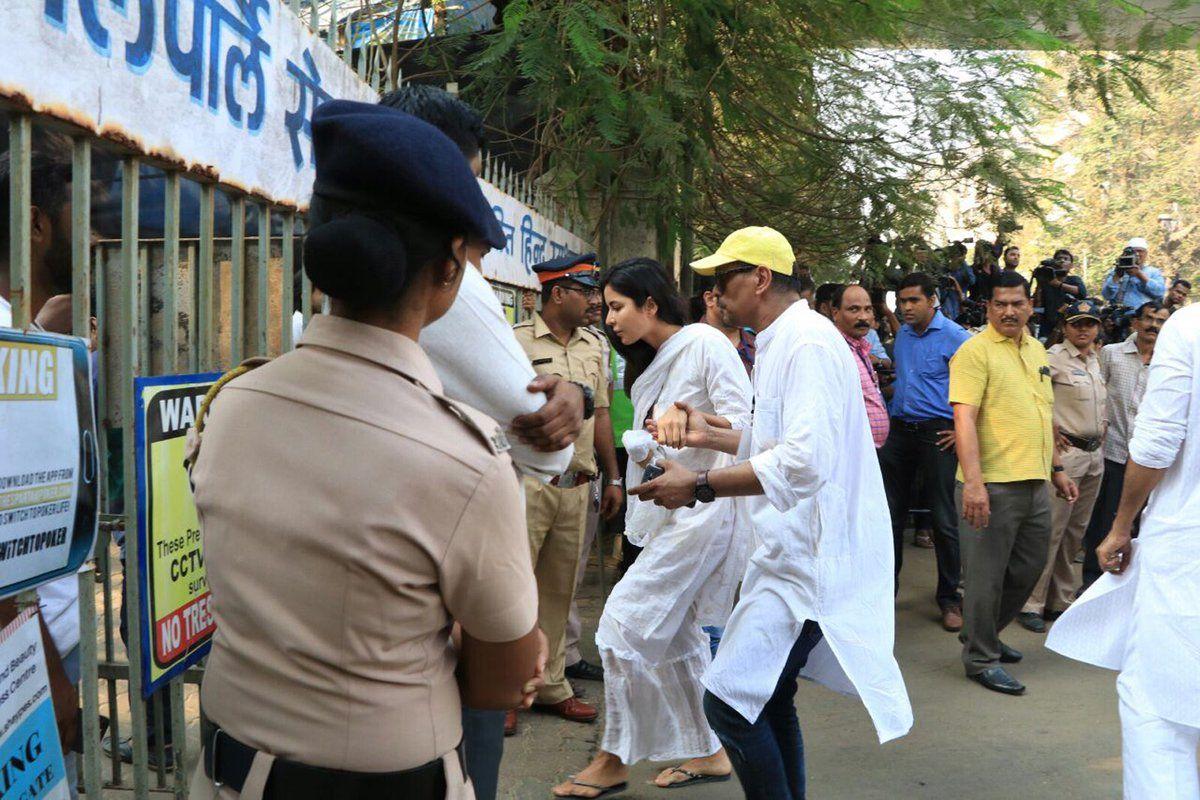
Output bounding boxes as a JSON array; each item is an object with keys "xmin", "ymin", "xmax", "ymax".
[{"xmin": 3, "ymin": 2, "xmax": 591, "ymax": 796}]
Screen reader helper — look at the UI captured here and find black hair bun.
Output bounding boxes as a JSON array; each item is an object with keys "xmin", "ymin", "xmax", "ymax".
[{"xmin": 303, "ymin": 213, "xmax": 407, "ymax": 305}]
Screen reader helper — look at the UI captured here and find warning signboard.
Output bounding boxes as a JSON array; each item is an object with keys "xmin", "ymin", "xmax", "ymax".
[{"xmin": 133, "ymin": 373, "xmax": 220, "ymax": 695}]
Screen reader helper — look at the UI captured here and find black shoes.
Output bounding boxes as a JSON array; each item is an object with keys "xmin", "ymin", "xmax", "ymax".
[
  {"xmin": 1016, "ymin": 612, "xmax": 1046, "ymax": 633},
  {"xmin": 565, "ymin": 658, "xmax": 605, "ymax": 682},
  {"xmin": 999, "ymin": 642, "xmax": 1023, "ymax": 663},
  {"xmin": 972, "ymin": 667, "xmax": 1026, "ymax": 696}
]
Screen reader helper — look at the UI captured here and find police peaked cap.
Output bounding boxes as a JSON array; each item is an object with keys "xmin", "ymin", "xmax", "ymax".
[
  {"xmin": 310, "ymin": 100, "xmax": 505, "ymax": 250},
  {"xmin": 533, "ymin": 252, "xmax": 600, "ymax": 287}
]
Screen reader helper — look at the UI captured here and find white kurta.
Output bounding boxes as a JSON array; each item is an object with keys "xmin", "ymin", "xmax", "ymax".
[
  {"xmin": 420, "ymin": 266, "xmax": 572, "ymax": 479},
  {"xmin": 597, "ymin": 324, "xmax": 753, "ymax": 764},
  {"xmin": 702, "ymin": 300, "xmax": 913, "ymax": 744},
  {"xmin": 1047, "ymin": 304, "xmax": 1200, "ymax": 730}
]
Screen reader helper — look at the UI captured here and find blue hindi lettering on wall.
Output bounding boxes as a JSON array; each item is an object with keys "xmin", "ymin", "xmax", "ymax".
[
  {"xmin": 43, "ymin": 0, "xmax": 272, "ymax": 132},
  {"xmin": 284, "ymin": 48, "xmax": 333, "ymax": 169}
]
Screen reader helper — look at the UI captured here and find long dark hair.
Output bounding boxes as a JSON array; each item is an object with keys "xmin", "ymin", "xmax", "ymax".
[{"xmin": 600, "ymin": 258, "xmax": 688, "ymax": 393}]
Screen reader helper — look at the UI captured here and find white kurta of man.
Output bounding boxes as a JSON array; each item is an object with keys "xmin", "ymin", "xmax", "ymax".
[
  {"xmin": 702, "ymin": 300, "xmax": 914, "ymax": 744},
  {"xmin": 599, "ymin": 323, "xmax": 753, "ymax": 764},
  {"xmin": 1048, "ymin": 303, "xmax": 1200, "ymax": 729},
  {"xmin": 421, "ymin": 266, "xmax": 573, "ymax": 479}
]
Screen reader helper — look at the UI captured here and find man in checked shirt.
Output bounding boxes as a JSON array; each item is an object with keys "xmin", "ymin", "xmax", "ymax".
[{"xmin": 831, "ymin": 284, "xmax": 891, "ymax": 448}]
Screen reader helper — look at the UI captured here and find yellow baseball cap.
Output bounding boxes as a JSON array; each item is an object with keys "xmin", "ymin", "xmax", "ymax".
[{"xmin": 690, "ymin": 226, "xmax": 796, "ymax": 276}]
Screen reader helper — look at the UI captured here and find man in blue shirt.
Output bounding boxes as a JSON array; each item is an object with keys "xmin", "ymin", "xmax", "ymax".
[
  {"xmin": 1102, "ymin": 237, "xmax": 1166, "ymax": 314},
  {"xmin": 938, "ymin": 242, "xmax": 975, "ymax": 324},
  {"xmin": 878, "ymin": 272, "xmax": 972, "ymax": 631}
]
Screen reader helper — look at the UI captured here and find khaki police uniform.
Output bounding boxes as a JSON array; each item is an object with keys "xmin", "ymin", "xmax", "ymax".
[
  {"xmin": 187, "ymin": 315, "xmax": 538, "ymax": 799},
  {"xmin": 1023, "ymin": 337, "xmax": 1107, "ymax": 616},
  {"xmin": 511, "ymin": 312, "xmax": 608, "ymax": 703}
]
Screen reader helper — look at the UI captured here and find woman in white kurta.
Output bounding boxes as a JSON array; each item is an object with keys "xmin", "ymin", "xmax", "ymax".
[{"xmin": 553, "ymin": 259, "xmax": 752, "ymax": 799}]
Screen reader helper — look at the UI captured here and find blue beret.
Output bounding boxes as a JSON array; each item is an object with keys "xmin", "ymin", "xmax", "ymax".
[
  {"xmin": 1063, "ymin": 299, "xmax": 1101, "ymax": 323},
  {"xmin": 533, "ymin": 252, "xmax": 600, "ymax": 287},
  {"xmin": 311, "ymin": 100, "xmax": 505, "ymax": 250}
]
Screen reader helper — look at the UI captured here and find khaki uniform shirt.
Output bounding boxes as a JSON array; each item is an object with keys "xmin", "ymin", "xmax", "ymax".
[
  {"xmin": 191, "ymin": 315, "xmax": 538, "ymax": 773},
  {"xmin": 512, "ymin": 313, "xmax": 608, "ymax": 476},
  {"xmin": 1047, "ymin": 340, "xmax": 1107, "ymax": 477}
]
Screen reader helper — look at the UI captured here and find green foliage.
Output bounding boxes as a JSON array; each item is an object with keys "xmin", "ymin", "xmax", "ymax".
[
  {"xmin": 433, "ymin": 0, "xmax": 1197, "ymax": 274},
  {"xmin": 1012, "ymin": 53, "xmax": 1200, "ymax": 293}
]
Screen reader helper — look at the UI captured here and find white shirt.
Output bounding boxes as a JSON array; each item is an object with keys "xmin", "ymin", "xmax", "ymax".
[
  {"xmin": 1047, "ymin": 304, "xmax": 1200, "ymax": 728},
  {"xmin": 0, "ymin": 295, "xmax": 10, "ymax": 327},
  {"xmin": 420, "ymin": 267, "xmax": 572, "ymax": 479},
  {"xmin": 701, "ymin": 300, "xmax": 913, "ymax": 743}
]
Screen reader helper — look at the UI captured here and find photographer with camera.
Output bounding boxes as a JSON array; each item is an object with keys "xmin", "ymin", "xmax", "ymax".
[
  {"xmin": 1102, "ymin": 237, "xmax": 1166, "ymax": 319},
  {"xmin": 938, "ymin": 241, "xmax": 975, "ymax": 324},
  {"xmin": 1033, "ymin": 249, "xmax": 1086, "ymax": 339}
]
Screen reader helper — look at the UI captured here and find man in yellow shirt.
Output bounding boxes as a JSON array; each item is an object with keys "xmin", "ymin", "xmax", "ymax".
[{"xmin": 949, "ymin": 270, "xmax": 1079, "ymax": 695}]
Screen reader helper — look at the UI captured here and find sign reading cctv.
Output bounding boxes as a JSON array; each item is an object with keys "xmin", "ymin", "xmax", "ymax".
[{"xmin": 1, "ymin": 0, "xmax": 375, "ymax": 207}]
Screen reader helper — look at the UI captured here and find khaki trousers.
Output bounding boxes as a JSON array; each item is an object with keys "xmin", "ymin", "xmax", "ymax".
[
  {"xmin": 565, "ymin": 483, "xmax": 600, "ymax": 667},
  {"xmin": 1023, "ymin": 468, "xmax": 1103, "ymax": 615},
  {"xmin": 523, "ymin": 477, "xmax": 590, "ymax": 704}
]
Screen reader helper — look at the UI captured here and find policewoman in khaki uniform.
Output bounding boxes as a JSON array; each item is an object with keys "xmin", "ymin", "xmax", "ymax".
[
  {"xmin": 511, "ymin": 255, "xmax": 617, "ymax": 728},
  {"xmin": 1019, "ymin": 299, "xmax": 1108, "ymax": 629},
  {"xmin": 187, "ymin": 101, "xmax": 543, "ymax": 800}
]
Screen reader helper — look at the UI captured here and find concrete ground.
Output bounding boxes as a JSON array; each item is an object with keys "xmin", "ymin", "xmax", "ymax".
[{"xmin": 498, "ymin": 541, "xmax": 1126, "ymax": 800}]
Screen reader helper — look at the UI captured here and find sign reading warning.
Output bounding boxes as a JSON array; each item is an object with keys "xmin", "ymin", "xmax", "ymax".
[
  {"xmin": 0, "ymin": 329, "xmax": 98, "ymax": 599},
  {"xmin": 134, "ymin": 373, "xmax": 220, "ymax": 695}
]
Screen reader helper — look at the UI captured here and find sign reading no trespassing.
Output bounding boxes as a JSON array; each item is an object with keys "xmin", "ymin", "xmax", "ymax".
[
  {"xmin": 134, "ymin": 373, "xmax": 220, "ymax": 696},
  {"xmin": 0, "ymin": 329, "xmax": 99, "ymax": 600}
]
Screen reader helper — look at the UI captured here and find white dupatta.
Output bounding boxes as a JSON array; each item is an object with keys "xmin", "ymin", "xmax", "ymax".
[{"xmin": 620, "ymin": 323, "xmax": 753, "ymax": 626}]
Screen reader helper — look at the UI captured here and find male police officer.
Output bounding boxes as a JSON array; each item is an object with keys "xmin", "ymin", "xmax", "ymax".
[{"xmin": 512, "ymin": 254, "xmax": 620, "ymax": 730}]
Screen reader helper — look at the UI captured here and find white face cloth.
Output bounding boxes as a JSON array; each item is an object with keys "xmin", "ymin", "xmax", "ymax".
[
  {"xmin": 1048, "ymin": 304, "xmax": 1200, "ymax": 730},
  {"xmin": 701, "ymin": 300, "xmax": 913, "ymax": 744},
  {"xmin": 420, "ymin": 267, "xmax": 572, "ymax": 479}
]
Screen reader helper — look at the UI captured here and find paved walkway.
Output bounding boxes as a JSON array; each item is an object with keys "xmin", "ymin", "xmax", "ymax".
[{"xmin": 499, "ymin": 542, "xmax": 1125, "ymax": 799}]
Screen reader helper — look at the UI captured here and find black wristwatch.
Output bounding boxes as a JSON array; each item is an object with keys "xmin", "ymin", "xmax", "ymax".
[
  {"xmin": 1052, "ymin": 464, "xmax": 1065, "ymax": 474},
  {"xmin": 694, "ymin": 470, "xmax": 716, "ymax": 503},
  {"xmin": 571, "ymin": 382, "xmax": 595, "ymax": 420}
]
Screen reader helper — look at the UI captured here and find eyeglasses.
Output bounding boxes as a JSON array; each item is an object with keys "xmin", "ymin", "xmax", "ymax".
[
  {"xmin": 714, "ymin": 264, "xmax": 757, "ymax": 291},
  {"xmin": 560, "ymin": 285, "xmax": 600, "ymax": 299}
]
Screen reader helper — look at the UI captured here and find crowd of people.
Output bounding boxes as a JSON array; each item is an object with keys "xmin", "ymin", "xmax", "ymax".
[{"xmin": 0, "ymin": 85, "xmax": 1197, "ymax": 800}]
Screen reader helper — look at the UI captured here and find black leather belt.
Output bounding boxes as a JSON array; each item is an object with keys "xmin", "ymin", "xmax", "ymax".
[
  {"xmin": 200, "ymin": 717, "xmax": 450, "ymax": 799},
  {"xmin": 1061, "ymin": 432, "xmax": 1102, "ymax": 452},
  {"xmin": 895, "ymin": 418, "xmax": 953, "ymax": 432}
]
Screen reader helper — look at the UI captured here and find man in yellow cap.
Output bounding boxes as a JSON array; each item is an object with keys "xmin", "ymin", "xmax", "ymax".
[{"xmin": 632, "ymin": 227, "xmax": 912, "ymax": 799}]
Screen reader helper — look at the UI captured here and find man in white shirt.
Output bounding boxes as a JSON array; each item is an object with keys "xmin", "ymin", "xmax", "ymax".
[
  {"xmin": 1048, "ymin": 303, "xmax": 1200, "ymax": 799},
  {"xmin": 632, "ymin": 227, "xmax": 912, "ymax": 799},
  {"xmin": 379, "ymin": 85, "xmax": 585, "ymax": 800}
]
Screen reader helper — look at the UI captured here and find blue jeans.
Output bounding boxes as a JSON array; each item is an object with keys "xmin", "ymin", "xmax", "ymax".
[
  {"xmin": 462, "ymin": 707, "xmax": 505, "ymax": 800},
  {"xmin": 702, "ymin": 625, "xmax": 723, "ymax": 658},
  {"xmin": 703, "ymin": 621, "xmax": 823, "ymax": 800}
]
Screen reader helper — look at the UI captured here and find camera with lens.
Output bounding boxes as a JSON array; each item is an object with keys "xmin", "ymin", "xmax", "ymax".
[
  {"xmin": 1033, "ymin": 257, "xmax": 1068, "ymax": 285},
  {"xmin": 1115, "ymin": 247, "xmax": 1138, "ymax": 274}
]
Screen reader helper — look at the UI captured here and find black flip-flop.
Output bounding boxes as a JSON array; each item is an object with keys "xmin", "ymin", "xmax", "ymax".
[
  {"xmin": 556, "ymin": 778, "xmax": 629, "ymax": 798},
  {"xmin": 660, "ymin": 767, "xmax": 732, "ymax": 789}
]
